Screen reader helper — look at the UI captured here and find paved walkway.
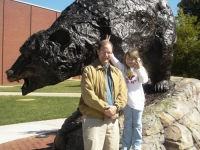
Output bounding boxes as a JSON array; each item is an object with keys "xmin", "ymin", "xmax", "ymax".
[
  {"xmin": 0, "ymin": 92, "xmax": 81, "ymax": 97},
  {"xmin": 0, "ymin": 118, "xmax": 66, "ymax": 150},
  {"xmin": 0, "ymin": 92, "xmax": 81, "ymax": 149},
  {"xmin": 0, "ymin": 134, "xmax": 56, "ymax": 150},
  {"xmin": 0, "ymin": 119, "xmax": 66, "ymax": 144}
]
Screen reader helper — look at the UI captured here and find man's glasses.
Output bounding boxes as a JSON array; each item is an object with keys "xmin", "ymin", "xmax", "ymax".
[{"xmin": 99, "ymin": 51, "xmax": 112, "ymax": 55}]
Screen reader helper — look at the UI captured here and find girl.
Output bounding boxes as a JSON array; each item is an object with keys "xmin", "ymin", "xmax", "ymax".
[{"xmin": 110, "ymin": 49, "xmax": 148, "ymax": 150}]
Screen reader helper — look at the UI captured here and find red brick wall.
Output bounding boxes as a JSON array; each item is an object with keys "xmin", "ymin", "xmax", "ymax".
[
  {"xmin": 0, "ymin": 0, "xmax": 3, "ymax": 84},
  {"xmin": 1, "ymin": 0, "xmax": 61, "ymax": 85},
  {"xmin": 3, "ymin": 0, "xmax": 31, "ymax": 85},
  {"xmin": 31, "ymin": 6, "xmax": 57, "ymax": 34},
  {"xmin": 73, "ymin": 76, "xmax": 82, "ymax": 80}
]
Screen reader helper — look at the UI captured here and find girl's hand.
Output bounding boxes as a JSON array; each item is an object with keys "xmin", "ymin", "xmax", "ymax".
[
  {"xmin": 105, "ymin": 34, "xmax": 111, "ymax": 41},
  {"xmin": 134, "ymin": 58, "xmax": 142, "ymax": 69}
]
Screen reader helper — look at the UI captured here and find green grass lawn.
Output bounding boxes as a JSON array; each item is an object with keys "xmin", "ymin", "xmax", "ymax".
[
  {"xmin": 0, "ymin": 96, "xmax": 80, "ymax": 126},
  {"xmin": 0, "ymin": 79, "xmax": 81, "ymax": 126},
  {"xmin": 0, "ymin": 79, "xmax": 81, "ymax": 93}
]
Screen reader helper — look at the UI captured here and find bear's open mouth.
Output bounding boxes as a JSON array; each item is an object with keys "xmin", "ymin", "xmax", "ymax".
[
  {"xmin": 21, "ymin": 78, "xmax": 32, "ymax": 96},
  {"xmin": 21, "ymin": 77, "xmax": 38, "ymax": 96},
  {"xmin": 22, "ymin": 78, "xmax": 30, "ymax": 90}
]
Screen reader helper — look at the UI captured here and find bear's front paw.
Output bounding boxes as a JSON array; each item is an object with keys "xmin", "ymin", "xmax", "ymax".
[{"xmin": 154, "ymin": 80, "xmax": 169, "ymax": 92}]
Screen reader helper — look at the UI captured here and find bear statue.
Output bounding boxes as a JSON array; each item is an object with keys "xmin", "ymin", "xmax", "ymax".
[
  {"xmin": 6, "ymin": 0, "xmax": 176, "ymax": 96},
  {"xmin": 5, "ymin": 0, "xmax": 176, "ymax": 149}
]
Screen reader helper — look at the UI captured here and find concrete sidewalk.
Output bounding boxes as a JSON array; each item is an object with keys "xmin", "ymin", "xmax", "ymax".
[
  {"xmin": 0, "ymin": 92, "xmax": 81, "ymax": 97},
  {"xmin": 0, "ymin": 118, "xmax": 66, "ymax": 144}
]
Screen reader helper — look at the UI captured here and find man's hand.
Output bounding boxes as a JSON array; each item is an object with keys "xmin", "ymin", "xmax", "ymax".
[
  {"xmin": 104, "ymin": 105, "xmax": 118, "ymax": 119},
  {"xmin": 110, "ymin": 113, "xmax": 119, "ymax": 120}
]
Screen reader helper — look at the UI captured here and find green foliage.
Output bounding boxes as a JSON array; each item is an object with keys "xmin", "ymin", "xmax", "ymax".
[
  {"xmin": 178, "ymin": 0, "xmax": 200, "ymax": 22},
  {"xmin": 172, "ymin": 9, "xmax": 200, "ymax": 79}
]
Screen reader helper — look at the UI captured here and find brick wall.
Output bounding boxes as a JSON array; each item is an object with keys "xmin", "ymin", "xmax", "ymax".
[
  {"xmin": 0, "ymin": 0, "xmax": 61, "ymax": 85},
  {"xmin": 0, "ymin": 0, "xmax": 4, "ymax": 84}
]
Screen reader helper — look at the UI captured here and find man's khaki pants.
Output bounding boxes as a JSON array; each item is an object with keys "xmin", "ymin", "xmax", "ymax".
[{"xmin": 82, "ymin": 116, "xmax": 119, "ymax": 150}]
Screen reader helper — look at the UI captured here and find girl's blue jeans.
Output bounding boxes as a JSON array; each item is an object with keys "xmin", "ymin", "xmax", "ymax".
[{"xmin": 121, "ymin": 104, "xmax": 143, "ymax": 150}]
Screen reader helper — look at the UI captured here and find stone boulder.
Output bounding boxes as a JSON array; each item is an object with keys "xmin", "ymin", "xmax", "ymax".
[{"xmin": 142, "ymin": 77, "xmax": 200, "ymax": 150}]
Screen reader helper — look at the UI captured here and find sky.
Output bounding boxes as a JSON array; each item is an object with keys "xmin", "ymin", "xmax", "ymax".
[{"xmin": 17, "ymin": 0, "xmax": 180, "ymax": 16}]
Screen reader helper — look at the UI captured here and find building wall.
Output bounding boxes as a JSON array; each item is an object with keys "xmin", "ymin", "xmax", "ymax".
[
  {"xmin": 0, "ymin": 0, "xmax": 3, "ymax": 85},
  {"xmin": 0, "ymin": 0, "xmax": 62, "ymax": 85}
]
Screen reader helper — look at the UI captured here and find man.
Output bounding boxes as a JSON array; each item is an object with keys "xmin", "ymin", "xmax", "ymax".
[{"xmin": 79, "ymin": 37, "xmax": 127, "ymax": 150}]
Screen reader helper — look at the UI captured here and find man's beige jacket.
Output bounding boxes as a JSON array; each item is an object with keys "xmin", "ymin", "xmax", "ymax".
[{"xmin": 79, "ymin": 59, "xmax": 127, "ymax": 120}]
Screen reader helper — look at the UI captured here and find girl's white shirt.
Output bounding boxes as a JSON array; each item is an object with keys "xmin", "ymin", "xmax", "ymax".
[{"xmin": 110, "ymin": 54, "xmax": 148, "ymax": 110}]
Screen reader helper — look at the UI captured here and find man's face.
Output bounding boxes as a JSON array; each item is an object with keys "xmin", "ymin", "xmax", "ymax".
[{"xmin": 97, "ymin": 43, "xmax": 113, "ymax": 66}]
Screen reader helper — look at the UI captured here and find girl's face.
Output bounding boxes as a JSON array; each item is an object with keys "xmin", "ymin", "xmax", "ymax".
[{"xmin": 125, "ymin": 55, "xmax": 137, "ymax": 67}]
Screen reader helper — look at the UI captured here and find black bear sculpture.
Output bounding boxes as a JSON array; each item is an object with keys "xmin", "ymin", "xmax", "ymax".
[{"xmin": 6, "ymin": 0, "xmax": 176, "ymax": 96}]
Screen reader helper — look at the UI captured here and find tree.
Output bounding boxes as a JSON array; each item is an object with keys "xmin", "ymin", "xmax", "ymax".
[
  {"xmin": 172, "ymin": 9, "xmax": 200, "ymax": 79},
  {"xmin": 178, "ymin": 0, "xmax": 200, "ymax": 22}
]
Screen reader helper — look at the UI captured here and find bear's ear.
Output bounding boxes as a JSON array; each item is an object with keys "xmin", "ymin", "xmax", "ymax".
[{"xmin": 49, "ymin": 29, "xmax": 71, "ymax": 47}]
